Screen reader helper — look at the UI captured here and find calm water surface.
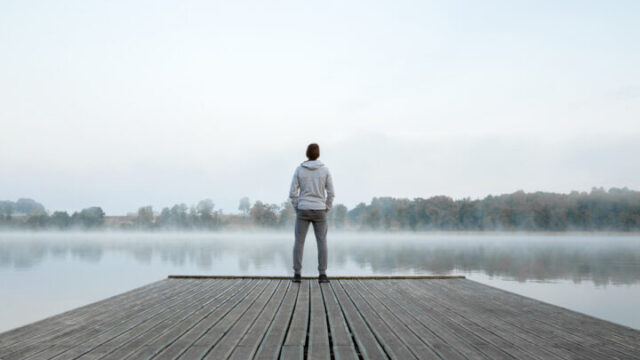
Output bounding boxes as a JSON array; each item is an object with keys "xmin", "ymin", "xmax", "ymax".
[{"xmin": 1, "ymin": 232, "xmax": 639, "ymax": 332}]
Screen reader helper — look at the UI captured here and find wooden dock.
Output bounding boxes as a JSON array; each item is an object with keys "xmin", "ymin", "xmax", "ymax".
[{"xmin": 1, "ymin": 276, "xmax": 639, "ymax": 360}]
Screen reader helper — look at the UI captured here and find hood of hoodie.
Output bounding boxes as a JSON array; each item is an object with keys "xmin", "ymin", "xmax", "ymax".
[{"xmin": 301, "ymin": 160, "xmax": 324, "ymax": 170}]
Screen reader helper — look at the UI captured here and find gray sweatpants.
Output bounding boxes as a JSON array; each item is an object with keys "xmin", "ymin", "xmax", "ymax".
[{"xmin": 293, "ymin": 209, "xmax": 328, "ymax": 275}]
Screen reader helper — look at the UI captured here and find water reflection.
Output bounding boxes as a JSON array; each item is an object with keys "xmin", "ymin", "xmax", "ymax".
[{"xmin": 1, "ymin": 232, "xmax": 639, "ymax": 285}]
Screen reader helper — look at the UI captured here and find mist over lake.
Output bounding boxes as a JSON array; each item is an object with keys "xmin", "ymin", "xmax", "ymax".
[
  {"xmin": 2, "ymin": 231, "xmax": 639, "ymax": 333},
  {"xmin": 3, "ymin": 1, "xmax": 640, "ymax": 357}
]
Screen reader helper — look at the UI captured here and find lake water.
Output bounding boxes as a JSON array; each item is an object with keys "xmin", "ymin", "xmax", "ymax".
[{"xmin": 1, "ymin": 232, "xmax": 639, "ymax": 333}]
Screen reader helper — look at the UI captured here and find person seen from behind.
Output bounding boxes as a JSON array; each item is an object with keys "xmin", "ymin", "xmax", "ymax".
[{"xmin": 289, "ymin": 143, "xmax": 335, "ymax": 283}]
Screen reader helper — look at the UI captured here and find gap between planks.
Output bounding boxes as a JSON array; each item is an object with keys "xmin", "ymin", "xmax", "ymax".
[{"xmin": 168, "ymin": 275, "xmax": 466, "ymax": 280}]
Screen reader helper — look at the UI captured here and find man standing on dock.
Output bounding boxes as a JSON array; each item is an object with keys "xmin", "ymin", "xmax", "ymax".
[{"xmin": 289, "ymin": 143, "xmax": 335, "ymax": 283}]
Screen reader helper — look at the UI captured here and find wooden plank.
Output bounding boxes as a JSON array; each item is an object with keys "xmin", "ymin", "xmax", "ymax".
[
  {"xmin": 280, "ymin": 280, "xmax": 310, "ymax": 360},
  {"xmin": 415, "ymin": 279, "xmax": 568, "ymax": 360},
  {"xmin": 113, "ymin": 279, "xmax": 260, "ymax": 359},
  {"xmin": 0, "ymin": 279, "xmax": 201, "ymax": 360},
  {"xmin": 74, "ymin": 279, "xmax": 238, "ymax": 359},
  {"xmin": 330, "ymin": 281, "xmax": 387, "ymax": 360},
  {"xmin": 174, "ymin": 280, "xmax": 271, "ymax": 359},
  {"xmin": 365, "ymin": 279, "xmax": 488, "ymax": 360},
  {"xmin": 2, "ymin": 277, "xmax": 638, "ymax": 360},
  {"xmin": 36, "ymin": 279, "xmax": 222, "ymax": 360},
  {"xmin": 202, "ymin": 280, "xmax": 281, "ymax": 359},
  {"xmin": 333, "ymin": 345, "xmax": 361, "ymax": 360},
  {"xmin": 319, "ymin": 282, "xmax": 358, "ymax": 360},
  {"xmin": 381, "ymin": 279, "xmax": 513, "ymax": 360},
  {"xmin": 459, "ymin": 279, "xmax": 640, "ymax": 352},
  {"xmin": 447, "ymin": 279, "xmax": 639, "ymax": 360},
  {"xmin": 356, "ymin": 279, "xmax": 466, "ymax": 360},
  {"xmin": 339, "ymin": 280, "xmax": 416, "ymax": 360},
  {"xmin": 431, "ymin": 279, "xmax": 601, "ymax": 360},
  {"xmin": 227, "ymin": 281, "xmax": 290, "ymax": 360},
  {"xmin": 0, "ymin": 278, "xmax": 177, "ymax": 353},
  {"xmin": 0, "ymin": 278, "xmax": 168, "ymax": 348},
  {"xmin": 253, "ymin": 280, "xmax": 299, "ymax": 360},
  {"xmin": 404, "ymin": 279, "xmax": 591, "ymax": 360},
  {"xmin": 169, "ymin": 275, "xmax": 465, "ymax": 280},
  {"xmin": 307, "ymin": 280, "xmax": 329, "ymax": 360},
  {"xmin": 1, "ymin": 280, "xmax": 186, "ymax": 360},
  {"xmin": 403, "ymin": 279, "xmax": 551, "ymax": 360}
]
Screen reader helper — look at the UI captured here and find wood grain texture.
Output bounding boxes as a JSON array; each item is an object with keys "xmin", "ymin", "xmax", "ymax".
[
  {"xmin": 168, "ymin": 275, "xmax": 466, "ymax": 280},
  {"xmin": 2, "ymin": 277, "xmax": 639, "ymax": 360}
]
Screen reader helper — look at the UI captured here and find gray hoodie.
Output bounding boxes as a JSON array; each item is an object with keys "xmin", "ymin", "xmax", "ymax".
[{"xmin": 289, "ymin": 160, "xmax": 335, "ymax": 210}]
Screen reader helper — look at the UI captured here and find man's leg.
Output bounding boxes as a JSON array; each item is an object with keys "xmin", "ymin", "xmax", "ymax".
[
  {"xmin": 293, "ymin": 211, "xmax": 311, "ymax": 274},
  {"xmin": 311, "ymin": 210, "xmax": 328, "ymax": 275}
]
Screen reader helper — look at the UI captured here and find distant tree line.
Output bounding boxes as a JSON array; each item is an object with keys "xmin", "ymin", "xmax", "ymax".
[
  {"xmin": 0, "ymin": 202, "xmax": 105, "ymax": 230},
  {"xmin": 1, "ymin": 187, "xmax": 639, "ymax": 231},
  {"xmin": 148, "ymin": 199, "xmax": 222, "ymax": 230},
  {"xmin": 344, "ymin": 187, "xmax": 640, "ymax": 231},
  {"xmin": 0, "ymin": 198, "xmax": 45, "ymax": 216}
]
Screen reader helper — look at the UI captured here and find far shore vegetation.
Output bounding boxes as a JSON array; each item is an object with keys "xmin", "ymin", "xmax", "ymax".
[{"xmin": 1, "ymin": 187, "xmax": 639, "ymax": 232}]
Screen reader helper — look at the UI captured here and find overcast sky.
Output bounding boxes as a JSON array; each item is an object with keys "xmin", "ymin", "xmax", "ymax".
[{"xmin": 1, "ymin": 0, "xmax": 639, "ymax": 214}]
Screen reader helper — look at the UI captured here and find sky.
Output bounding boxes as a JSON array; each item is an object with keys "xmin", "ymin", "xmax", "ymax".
[{"xmin": 1, "ymin": 0, "xmax": 639, "ymax": 214}]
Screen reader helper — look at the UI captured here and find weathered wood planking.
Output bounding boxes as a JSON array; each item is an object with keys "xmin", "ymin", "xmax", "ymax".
[{"xmin": 1, "ymin": 276, "xmax": 639, "ymax": 360}]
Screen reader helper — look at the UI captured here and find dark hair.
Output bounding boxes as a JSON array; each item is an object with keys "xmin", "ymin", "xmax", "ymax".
[{"xmin": 306, "ymin": 143, "xmax": 320, "ymax": 160}]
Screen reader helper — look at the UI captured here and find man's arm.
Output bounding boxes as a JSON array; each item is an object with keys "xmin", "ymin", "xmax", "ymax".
[
  {"xmin": 325, "ymin": 170, "xmax": 335, "ymax": 210},
  {"xmin": 289, "ymin": 168, "xmax": 300, "ymax": 209}
]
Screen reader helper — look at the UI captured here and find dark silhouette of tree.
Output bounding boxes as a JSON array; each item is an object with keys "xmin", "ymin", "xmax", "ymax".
[
  {"xmin": 278, "ymin": 202, "xmax": 295, "ymax": 228},
  {"xmin": 14, "ymin": 198, "xmax": 46, "ymax": 214},
  {"xmin": 348, "ymin": 203, "xmax": 367, "ymax": 229},
  {"xmin": 196, "ymin": 199, "xmax": 219, "ymax": 229},
  {"xmin": 26, "ymin": 214, "xmax": 48, "ymax": 228},
  {"xmin": 170, "ymin": 204, "xmax": 189, "ymax": 228},
  {"xmin": 2, "ymin": 188, "xmax": 640, "ymax": 231},
  {"xmin": 250, "ymin": 201, "xmax": 279, "ymax": 227},
  {"xmin": 156, "ymin": 207, "xmax": 172, "ymax": 228},
  {"xmin": 0, "ymin": 201, "xmax": 13, "ymax": 215},
  {"xmin": 330, "ymin": 204, "xmax": 348, "ymax": 229},
  {"xmin": 136, "ymin": 206, "xmax": 154, "ymax": 228},
  {"xmin": 0, "ymin": 199, "xmax": 45, "ymax": 215},
  {"xmin": 238, "ymin": 197, "xmax": 251, "ymax": 215},
  {"xmin": 71, "ymin": 207, "xmax": 105, "ymax": 228},
  {"xmin": 50, "ymin": 211, "xmax": 71, "ymax": 229}
]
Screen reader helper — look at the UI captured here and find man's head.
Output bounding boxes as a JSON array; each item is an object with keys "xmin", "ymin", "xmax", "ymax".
[{"xmin": 306, "ymin": 143, "xmax": 320, "ymax": 160}]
